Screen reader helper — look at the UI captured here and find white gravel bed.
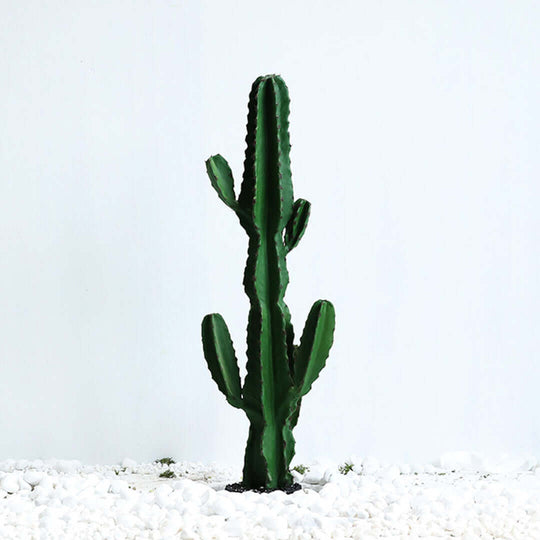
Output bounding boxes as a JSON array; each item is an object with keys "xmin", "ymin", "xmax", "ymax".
[{"xmin": 0, "ymin": 453, "xmax": 539, "ymax": 539}]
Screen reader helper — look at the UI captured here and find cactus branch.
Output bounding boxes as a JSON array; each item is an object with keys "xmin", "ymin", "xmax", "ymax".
[
  {"xmin": 284, "ymin": 199, "xmax": 311, "ymax": 253},
  {"xmin": 205, "ymin": 154, "xmax": 238, "ymax": 211},
  {"xmin": 201, "ymin": 313, "xmax": 243, "ymax": 409},
  {"xmin": 294, "ymin": 300, "xmax": 336, "ymax": 397}
]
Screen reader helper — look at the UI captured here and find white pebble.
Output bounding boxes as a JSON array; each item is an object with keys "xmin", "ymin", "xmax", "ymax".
[
  {"xmin": 109, "ymin": 479, "xmax": 130, "ymax": 497},
  {"xmin": 117, "ymin": 513, "xmax": 138, "ymax": 528},
  {"xmin": 303, "ymin": 466, "xmax": 327, "ymax": 484},
  {"xmin": 309, "ymin": 498, "xmax": 330, "ymax": 514},
  {"xmin": 224, "ymin": 516, "xmax": 247, "ymax": 537},
  {"xmin": 259, "ymin": 514, "xmax": 287, "ymax": 533},
  {"xmin": 400, "ymin": 464, "xmax": 412, "ymax": 475},
  {"xmin": 319, "ymin": 482, "xmax": 341, "ymax": 501},
  {"xmin": 55, "ymin": 460, "xmax": 81, "ymax": 474},
  {"xmin": 362, "ymin": 457, "xmax": 380, "ymax": 475},
  {"xmin": 438, "ymin": 451, "xmax": 481, "ymax": 471},
  {"xmin": 122, "ymin": 458, "xmax": 137, "ymax": 469},
  {"xmin": 1, "ymin": 473, "xmax": 20, "ymax": 493},
  {"xmin": 17, "ymin": 478, "xmax": 31, "ymax": 491},
  {"xmin": 155, "ymin": 485, "xmax": 174, "ymax": 508},
  {"xmin": 23, "ymin": 470, "xmax": 43, "ymax": 486},
  {"xmin": 380, "ymin": 465, "xmax": 401, "ymax": 480},
  {"xmin": 181, "ymin": 481, "xmax": 212, "ymax": 503},
  {"xmin": 206, "ymin": 494, "xmax": 235, "ymax": 517},
  {"xmin": 160, "ymin": 515, "xmax": 183, "ymax": 536}
]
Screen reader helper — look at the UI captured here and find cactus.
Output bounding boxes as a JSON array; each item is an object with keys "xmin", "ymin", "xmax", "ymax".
[{"xmin": 202, "ymin": 75, "xmax": 335, "ymax": 490}]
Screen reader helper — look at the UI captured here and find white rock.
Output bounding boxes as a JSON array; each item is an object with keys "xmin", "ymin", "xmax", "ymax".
[
  {"xmin": 61, "ymin": 495, "xmax": 77, "ymax": 508},
  {"xmin": 267, "ymin": 490, "xmax": 287, "ymax": 503},
  {"xmin": 400, "ymin": 464, "xmax": 412, "ymax": 475},
  {"xmin": 0, "ymin": 459, "xmax": 15, "ymax": 472},
  {"xmin": 323, "ymin": 469, "xmax": 336, "ymax": 483},
  {"xmin": 309, "ymin": 498, "xmax": 330, "ymax": 514},
  {"xmin": 61, "ymin": 476, "xmax": 80, "ymax": 491},
  {"xmin": 206, "ymin": 494, "xmax": 235, "ymax": 517},
  {"xmin": 230, "ymin": 495, "xmax": 256, "ymax": 513},
  {"xmin": 54, "ymin": 460, "xmax": 81, "ymax": 474},
  {"xmin": 362, "ymin": 457, "xmax": 380, "ymax": 475},
  {"xmin": 161, "ymin": 515, "xmax": 183, "ymax": 536},
  {"xmin": 259, "ymin": 514, "xmax": 287, "ymax": 533},
  {"xmin": 94, "ymin": 479, "xmax": 111, "ymax": 494},
  {"xmin": 184, "ymin": 482, "xmax": 213, "ymax": 504},
  {"xmin": 17, "ymin": 477, "xmax": 31, "ymax": 491},
  {"xmin": 121, "ymin": 458, "xmax": 137, "ymax": 469},
  {"xmin": 155, "ymin": 484, "xmax": 174, "ymax": 508},
  {"xmin": 224, "ymin": 516, "xmax": 247, "ymax": 537},
  {"xmin": 116, "ymin": 513, "xmax": 138, "ymax": 528},
  {"xmin": 438, "ymin": 451, "xmax": 482, "ymax": 471},
  {"xmin": 303, "ymin": 465, "xmax": 327, "ymax": 484},
  {"xmin": 1, "ymin": 473, "xmax": 20, "ymax": 493},
  {"xmin": 295, "ymin": 515, "xmax": 319, "ymax": 532},
  {"xmin": 109, "ymin": 479, "xmax": 130, "ymax": 497},
  {"xmin": 380, "ymin": 465, "xmax": 401, "ymax": 480},
  {"xmin": 481, "ymin": 455, "xmax": 535, "ymax": 474},
  {"xmin": 319, "ymin": 482, "xmax": 341, "ymax": 501},
  {"xmin": 23, "ymin": 470, "xmax": 43, "ymax": 486},
  {"xmin": 155, "ymin": 484, "xmax": 173, "ymax": 497}
]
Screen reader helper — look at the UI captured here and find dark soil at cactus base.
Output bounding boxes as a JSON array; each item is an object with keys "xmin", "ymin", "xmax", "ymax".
[{"xmin": 225, "ymin": 482, "xmax": 302, "ymax": 495}]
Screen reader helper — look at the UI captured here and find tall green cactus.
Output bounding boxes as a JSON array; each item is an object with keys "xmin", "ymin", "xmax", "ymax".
[{"xmin": 202, "ymin": 75, "xmax": 335, "ymax": 490}]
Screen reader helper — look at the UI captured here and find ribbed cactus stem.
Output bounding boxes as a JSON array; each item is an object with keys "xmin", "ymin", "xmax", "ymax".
[{"xmin": 202, "ymin": 75, "xmax": 335, "ymax": 490}]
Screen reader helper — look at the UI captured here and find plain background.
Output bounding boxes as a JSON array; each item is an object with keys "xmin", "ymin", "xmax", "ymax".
[{"xmin": 1, "ymin": 1, "xmax": 538, "ymax": 467}]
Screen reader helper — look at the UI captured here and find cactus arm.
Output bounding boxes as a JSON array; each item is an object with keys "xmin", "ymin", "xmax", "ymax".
[
  {"xmin": 201, "ymin": 313, "xmax": 243, "ymax": 409},
  {"xmin": 294, "ymin": 300, "xmax": 336, "ymax": 397},
  {"xmin": 205, "ymin": 154, "xmax": 238, "ymax": 211},
  {"xmin": 284, "ymin": 199, "xmax": 311, "ymax": 253}
]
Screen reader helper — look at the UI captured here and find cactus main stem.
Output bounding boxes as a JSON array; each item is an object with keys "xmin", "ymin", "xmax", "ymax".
[{"xmin": 240, "ymin": 78, "xmax": 294, "ymax": 489}]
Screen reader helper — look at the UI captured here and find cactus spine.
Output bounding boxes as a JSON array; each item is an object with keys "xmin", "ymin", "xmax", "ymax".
[{"xmin": 202, "ymin": 75, "xmax": 335, "ymax": 490}]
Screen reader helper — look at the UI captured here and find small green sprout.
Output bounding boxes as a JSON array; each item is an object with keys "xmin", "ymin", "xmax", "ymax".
[
  {"xmin": 292, "ymin": 464, "xmax": 310, "ymax": 475},
  {"xmin": 155, "ymin": 457, "xmax": 176, "ymax": 466},
  {"xmin": 339, "ymin": 462, "xmax": 354, "ymax": 475},
  {"xmin": 159, "ymin": 469, "xmax": 176, "ymax": 479}
]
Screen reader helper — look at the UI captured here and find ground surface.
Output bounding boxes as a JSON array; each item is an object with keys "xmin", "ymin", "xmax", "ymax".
[{"xmin": 0, "ymin": 453, "xmax": 539, "ymax": 539}]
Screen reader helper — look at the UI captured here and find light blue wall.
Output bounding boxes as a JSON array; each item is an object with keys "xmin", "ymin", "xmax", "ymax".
[{"xmin": 1, "ymin": 0, "xmax": 539, "ymax": 466}]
